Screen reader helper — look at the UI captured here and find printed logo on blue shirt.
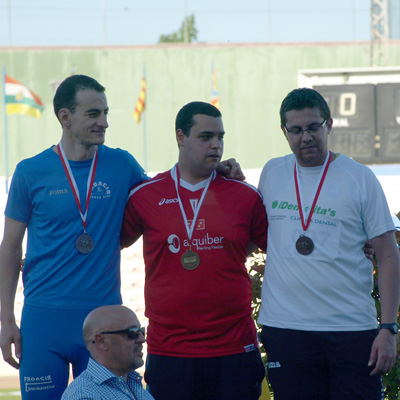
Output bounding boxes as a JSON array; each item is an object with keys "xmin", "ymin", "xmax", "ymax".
[
  {"xmin": 49, "ymin": 189, "xmax": 68, "ymax": 196},
  {"xmin": 91, "ymin": 181, "xmax": 111, "ymax": 199}
]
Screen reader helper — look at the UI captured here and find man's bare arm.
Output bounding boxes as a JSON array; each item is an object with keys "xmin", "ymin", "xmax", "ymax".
[
  {"xmin": 0, "ymin": 217, "xmax": 26, "ymax": 369},
  {"xmin": 368, "ymin": 231, "xmax": 400, "ymax": 375}
]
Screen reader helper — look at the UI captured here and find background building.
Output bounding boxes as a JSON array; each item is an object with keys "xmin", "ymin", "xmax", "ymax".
[{"xmin": 1, "ymin": 40, "xmax": 400, "ymax": 180}]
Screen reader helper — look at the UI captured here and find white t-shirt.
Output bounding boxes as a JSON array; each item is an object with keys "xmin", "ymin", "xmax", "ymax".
[{"xmin": 258, "ymin": 153, "xmax": 395, "ymax": 331}]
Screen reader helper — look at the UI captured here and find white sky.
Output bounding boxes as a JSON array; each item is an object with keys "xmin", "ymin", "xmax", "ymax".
[{"xmin": 0, "ymin": 0, "xmax": 384, "ymax": 47}]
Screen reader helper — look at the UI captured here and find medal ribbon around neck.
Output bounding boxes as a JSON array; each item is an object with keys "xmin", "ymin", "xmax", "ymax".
[
  {"xmin": 173, "ymin": 164, "xmax": 214, "ymax": 242},
  {"xmin": 57, "ymin": 142, "xmax": 98, "ymax": 231},
  {"xmin": 294, "ymin": 151, "xmax": 331, "ymax": 232}
]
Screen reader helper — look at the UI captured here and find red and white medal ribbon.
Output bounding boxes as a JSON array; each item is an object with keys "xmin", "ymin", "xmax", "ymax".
[
  {"xmin": 294, "ymin": 151, "xmax": 331, "ymax": 233},
  {"xmin": 57, "ymin": 142, "xmax": 98, "ymax": 231},
  {"xmin": 173, "ymin": 164, "xmax": 214, "ymax": 241}
]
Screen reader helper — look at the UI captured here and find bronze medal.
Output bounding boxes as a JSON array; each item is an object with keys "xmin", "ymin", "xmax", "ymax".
[
  {"xmin": 181, "ymin": 249, "xmax": 200, "ymax": 270},
  {"xmin": 294, "ymin": 152, "xmax": 331, "ymax": 257},
  {"xmin": 76, "ymin": 233, "xmax": 94, "ymax": 254},
  {"xmin": 296, "ymin": 235, "xmax": 314, "ymax": 255},
  {"xmin": 58, "ymin": 143, "xmax": 98, "ymax": 255}
]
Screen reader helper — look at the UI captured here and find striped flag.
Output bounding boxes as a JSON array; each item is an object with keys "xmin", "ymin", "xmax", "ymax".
[
  {"xmin": 5, "ymin": 74, "xmax": 44, "ymax": 118},
  {"xmin": 211, "ymin": 64, "xmax": 220, "ymax": 110},
  {"xmin": 133, "ymin": 76, "xmax": 146, "ymax": 124}
]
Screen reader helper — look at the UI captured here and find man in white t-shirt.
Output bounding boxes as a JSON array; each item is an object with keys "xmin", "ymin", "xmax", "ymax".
[{"xmin": 258, "ymin": 87, "xmax": 400, "ymax": 400}]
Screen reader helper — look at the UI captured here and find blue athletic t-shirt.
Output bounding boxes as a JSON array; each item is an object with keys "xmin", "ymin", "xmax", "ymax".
[{"xmin": 5, "ymin": 145, "xmax": 146, "ymax": 309}]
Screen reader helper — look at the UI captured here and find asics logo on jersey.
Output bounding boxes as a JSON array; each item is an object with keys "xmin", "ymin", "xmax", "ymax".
[
  {"xmin": 168, "ymin": 234, "xmax": 180, "ymax": 253},
  {"xmin": 159, "ymin": 198, "xmax": 179, "ymax": 206}
]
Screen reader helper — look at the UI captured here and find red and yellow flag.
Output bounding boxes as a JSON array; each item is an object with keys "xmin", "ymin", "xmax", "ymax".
[
  {"xmin": 5, "ymin": 74, "xmax": 44, "ymax": 118},
  {"xmin": 133, "ymin": 77, "xmax": 146, "ymax": 124}
]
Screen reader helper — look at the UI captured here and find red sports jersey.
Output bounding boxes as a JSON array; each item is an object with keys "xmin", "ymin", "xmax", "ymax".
[{"xmin": 121, "ymin": 167, "xmax": 268, "ymax": 357}]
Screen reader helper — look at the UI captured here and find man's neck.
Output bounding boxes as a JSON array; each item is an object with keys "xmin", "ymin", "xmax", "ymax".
[
  {"xmin": 98, "ymin": 361, "xmax": 129, "ymax": 382},
  {"xmin": 110, "ymin": 369, "xmax": 129, "ymax": 382},
  {"xmin": 54, "ymin": 139, "xmax": 97, "ymax": 161},
  {"xmin": 177, "ymin": 164, "xmax": 213, "ymax": 185},
  {"xmin": 295, "ymin": 150, "xmax": 337, "ymax": 168}
]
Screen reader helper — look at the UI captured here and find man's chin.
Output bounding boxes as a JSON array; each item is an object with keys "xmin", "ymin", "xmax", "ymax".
[
  {"xmin": 297, "ymin": 152, "xmax": 325, "ymax": 167},
  {"xmin": 207, "ymin": 158, "xmax": 220, "ymax": 169},
  {"xmin": 133, "ymin": 358, "xmax": 144, "ymax": 370}
]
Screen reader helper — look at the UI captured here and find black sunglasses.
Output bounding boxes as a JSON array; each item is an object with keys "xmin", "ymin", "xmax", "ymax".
[{"xmin": 98, "ymin": 326, "xmax": 146, "ymax": 341}]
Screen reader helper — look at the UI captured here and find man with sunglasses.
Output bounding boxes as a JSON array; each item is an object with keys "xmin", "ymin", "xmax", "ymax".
[
  {"xmin": 257, "ymin": 87, "xmax": 400, "ymax": 399},
  {"xmin": 61, "ymin": 305, "xmax": 154, "ymax": 399},
  {"xmin": 121, "ymin": 101, "xmax": 268, "ymax": 400}
]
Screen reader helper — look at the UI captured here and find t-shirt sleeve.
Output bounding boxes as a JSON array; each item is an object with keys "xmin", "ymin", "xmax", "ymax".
[
  {"xmin": 5, "ymin": 165, "xmax": 32, "ymax": 223},
  {"xmin": 126, "ymin": 151, "xmax": 149, "ymax": 189},
  {"xmin": 361, "ymin": 168, "xmax": 394, "ymax": 239},
  {"xmin": 250, "ymin": 192, "xmax": 268, "ymax": 252},
  {"xmin": 120, "ymin": 190, "xmax": 145, "ymax": 248}
]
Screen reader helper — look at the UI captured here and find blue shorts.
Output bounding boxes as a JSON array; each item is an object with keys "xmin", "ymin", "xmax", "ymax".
[
  {"xmin": 145, "ymin": 350, "xmax": 266, "ymax": 400},
  {"xmin": 261, "ymin": 326, "xmax": 383, "ymax": 400},
  {"xmin": 19, "ymin": 305, "xmax": 92, "ymax": 400}
]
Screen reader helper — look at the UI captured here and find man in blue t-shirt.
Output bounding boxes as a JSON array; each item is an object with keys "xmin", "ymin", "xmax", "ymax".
[{"xmin": 0, "ymin": 75, "xmax": 147, "ymax": 400}]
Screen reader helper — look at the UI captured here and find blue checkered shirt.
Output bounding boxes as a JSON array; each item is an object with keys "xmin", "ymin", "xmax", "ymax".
[{"xmin": 61, "ymin": 358, "xmax": 154, "ymax": 400}]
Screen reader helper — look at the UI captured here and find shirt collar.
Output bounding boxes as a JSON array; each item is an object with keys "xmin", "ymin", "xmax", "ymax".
[{"xmin": 87, "ymin": 357, "xmax": 142, "ymax": 385}]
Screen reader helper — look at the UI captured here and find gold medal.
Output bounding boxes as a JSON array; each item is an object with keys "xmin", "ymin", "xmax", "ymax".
[
  {"xmin": 173, "ymin": 166, "xmax": 214, "ymax": 272},
  {"xmin": 181, "ymin": 249, "xmax": 200, "ymax": 270}
]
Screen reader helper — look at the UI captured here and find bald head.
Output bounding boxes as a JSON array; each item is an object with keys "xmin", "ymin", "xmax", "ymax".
[
  {"xmin": 82, "ymin": 305, "xmax": 145, "ymax": 380},
  {"xmin": 83, "ymin": 305, "xmax": 138, "ymax": 347}
]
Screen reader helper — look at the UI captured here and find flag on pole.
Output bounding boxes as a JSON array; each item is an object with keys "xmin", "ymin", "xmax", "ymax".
[
  {"xmin": 211, "ymin": 63, "xmax": 220, "ymax": 110},
  {"xmin": 133, "ymin": 76, "xmax": 146, "ymax": 124},
  {"xmin": 5, "ymin": 74, "xmax": 44, "ymax": 118}
]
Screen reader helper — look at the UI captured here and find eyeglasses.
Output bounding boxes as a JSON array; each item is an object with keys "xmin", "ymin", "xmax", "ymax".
[
  {"xmin": 283, "ymin": 119, "xmax": 327, "ymax": 135},
  {"xmin": 100, "ymin": 326, "xmax": 146, "ymax": 341}
]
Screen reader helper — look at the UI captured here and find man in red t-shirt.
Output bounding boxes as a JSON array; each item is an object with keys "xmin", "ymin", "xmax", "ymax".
[{"xmin": 121, "ymin": 101, "xmax": 268, "ymax": 400}]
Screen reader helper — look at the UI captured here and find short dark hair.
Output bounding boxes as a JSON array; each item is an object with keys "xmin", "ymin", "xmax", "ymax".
[
  {"xmin": 280, "ymin": 88, "xmax": 331, "ymax": 125},
  {"xmin": 175, "ymin": 101, "xmax": 222, "ymax": 136},
  {"xmin": 53, "ymin": 75, "xmax": 105, "ymax": 119}
]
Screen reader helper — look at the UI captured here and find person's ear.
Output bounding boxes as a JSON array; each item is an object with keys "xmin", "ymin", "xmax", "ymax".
[
  {"xmin": 281, "ymin": 125, "xmax": 289, "ymax": 141},
  {"xmin": 58, "ymin": 108, "xmax": 71, "ymax": 128},
  {"xmin": 92, "ymin": 333, "xmax": 108, "ymax": 350},
  {"xmin": 326, "ymin": 117, "xmax": 333, "ymax": 134},
  {"xmin": 176, "ymin": 129, "xmax": 186, "ymax": 147}
]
